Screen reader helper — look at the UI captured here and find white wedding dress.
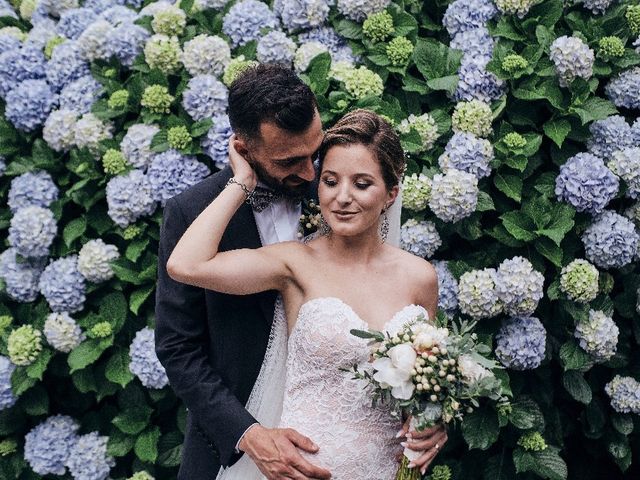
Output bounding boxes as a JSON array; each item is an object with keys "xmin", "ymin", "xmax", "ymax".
[{"xmin": 219, "ymin": 295, "xmax": 429, "ymax": 480}]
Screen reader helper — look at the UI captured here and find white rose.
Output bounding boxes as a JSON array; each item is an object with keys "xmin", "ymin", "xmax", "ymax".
[
  {"xmin": 457, "ymin": 354, "xmax": 493, "ymax": 384},
  {"xmin": 372, "ymin": 343, "xmax": 417, "ymax": 400},
  {"xmin": 412, "ymin": 323, "xmax": 450, "ymax": 351}
]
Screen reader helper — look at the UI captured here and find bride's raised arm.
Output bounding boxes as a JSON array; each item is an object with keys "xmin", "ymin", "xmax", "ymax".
[{"xmin": 166, "ymin": 137, "xmax": 295, "ymax": 295}]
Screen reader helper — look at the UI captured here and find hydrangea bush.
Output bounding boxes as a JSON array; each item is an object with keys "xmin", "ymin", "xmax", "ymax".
[{"xmin": 0, "ymin": 0, "xmax": 639, "ymax": 478}]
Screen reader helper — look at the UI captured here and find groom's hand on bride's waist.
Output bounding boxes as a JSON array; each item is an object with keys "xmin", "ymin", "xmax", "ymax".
[{"xmin": 238, "ymin": 425, "xmax": 332, "ymax": 479}]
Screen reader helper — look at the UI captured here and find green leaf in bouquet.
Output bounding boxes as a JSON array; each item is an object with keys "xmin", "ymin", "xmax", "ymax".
[
  {"xmin": 462, "ymin": 406, "xmax": 499, "ymax": 450},
  {"xmin": 611, "ymin": 49, "xmax": 640, "ymax": 69},
  {"xmin": 105, "ymin": 347, "xmax": 134, "ymax": 388},
  {"xmin": 562, "ymin": 370, "xmax": 592, "ymax": 404},
  {"xmin": 494, "ymin": 172, "xmax": 522, "ymax": 202},
  {"xmin": 67, "ymin": 337, "xmax": 113, "ymax": 373},
  {"xmin": 63, "ymin": 217, "xmax": 87, "ymax": 248},
  {"xmin": 508, "ymin": 397, "xmax": 545, "ymax": 430},
  {"xmin": 349, "ymin": 329, "xmax": 385, "ymax": 342},
  {"xmin": 150, "ymin": 130, "xmax": 170, "ymax": 153},
  {"xmin": 512, "ymin": 445, "xmax": 568, "ymax": 480},
  {"xmin": 107, "ymin": 428, "xmax": 136, "ymax": 457},
  {"xmin": 0, "ymin": 409, "xmax": 26, "ymax": 436},
  {"xmin": 112, "ymin": 405, "xmax": 154, "ymax": 435},
  {"xmin": 611, "ymin": 413, "xmax": 634, "ymax": 435},
  {"xmin": 135, "ymin": 426, "xmax": 161, "ymax": 463},
  {"xmin": 569, "ymin": 96, "xmax": 618, "ymax": 125},
  {"xmin": 558, "ymin": 340, "xmax": 593, "ymax": 371},
  {"xmin": 543, "ymin": 118, "xmax": 572, "ymax": 148},
  {"xmin": 413, "ymin": 38, "xmax": 462, "ymax": 81},
  {"xmin": 584, "ymin": 398, "xmax": 606, "ymax": 439},
  {"xmin": 488, "ymin": 224, "xmax": 526, "ymax": 248}
]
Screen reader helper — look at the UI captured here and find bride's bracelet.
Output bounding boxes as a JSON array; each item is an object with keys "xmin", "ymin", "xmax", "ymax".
[{"xmin": 226, "ymin": 177, "xmax": 255, "ymax": 201}]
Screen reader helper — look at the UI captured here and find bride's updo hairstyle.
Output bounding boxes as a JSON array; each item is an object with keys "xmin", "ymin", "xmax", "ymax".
[{"xmin": 318, "ymin": 109, "xmax": 405, "ymax": 190}]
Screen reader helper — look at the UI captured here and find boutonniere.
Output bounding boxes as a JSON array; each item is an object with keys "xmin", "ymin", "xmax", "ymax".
[{"xmin": 298, "ymin": 199, "xmax": 322, "ymax": 239}]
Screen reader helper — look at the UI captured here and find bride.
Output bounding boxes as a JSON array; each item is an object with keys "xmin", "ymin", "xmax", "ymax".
[{"xmin": 167, "ymin": 109, "xmax": 447, "ymax": 479}]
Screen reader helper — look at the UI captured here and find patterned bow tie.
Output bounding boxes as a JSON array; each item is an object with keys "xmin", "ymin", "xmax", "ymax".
[{"xmin": 247, "ymin": 186, "xmax": 282, "ymax": 212}]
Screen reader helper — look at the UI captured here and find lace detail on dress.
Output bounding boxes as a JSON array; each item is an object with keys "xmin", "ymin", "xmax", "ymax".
[{"xmin": 278, "ymin": 297, "xmax": 429, "ymax": 480}]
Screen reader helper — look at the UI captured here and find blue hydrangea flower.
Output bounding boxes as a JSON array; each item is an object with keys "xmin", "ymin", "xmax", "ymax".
[
  {"xmin": 120, "ymin": 123, "xmax": 160, "ymax": 169},
  {"xmin": 201, "ymin": 114, "xmax": 232, "ymax": 169},
  {"xmin": 335, "ymin": 0, "xmax": 390, "ymax": 21},
  {"xmin": 0, "ymin": 34, "xmax": 21, "ymax": 55},
  {"xmin": 182, "ymin": 34, "xmax": 230, "ymax": 77},
  {"xmin": 450, "ymin": 26, "xmax": 494, "ymax": 61},
  {"xmin": 222, "ymin": 0, "xmax": 279, "ymax": 47},
  {"xmin": 5, "ymin": 79, "xmax": 58, "ymax": 132},
  {"xmin": 633, "ymin": 118, "xmax": 640, "ymax": 147},
  {"xmin": 298, "ymin": 26, "xmax": 358, "ymax": 64},
  {"xmin": 608, "ymin": 147, "xmax": 640, "ymax": 199},
  {"xmin": 0, "ymin": 44, "xmax": 46, "ymax": 98},
  {"xmin": 574, "ymin": 309, "xmax": 618, "ymax": 362},
  {"xmin": 59, "ymin": 75, "xmax": 103, "ymax": 114},
  {"xmin": 77, "ymin": 239, "xmax": 119, "ymax": 283},
  {"xmin": 106, "ymin": 169, "xmax": 157, "ymax": 227},
  {"xmin": 9, "ymin": 206, "xmax": 57, "ymax": 258},
  {"xmin": 24, "ymin": 415, "xmax": 80, "ymax": 475},
  {"xmin": 56, "ymin": 7, "xmax": 97, "ymax": 40},
  {"xmin": 442, "ymin": 0, "xmax": 498, "ymax": 37},
  {"xmin": 587, "ymin": 115, "xmax": 634, "ymax": 158},
  {"xmin": 432, "ymin": 260, "xmax": 459, "ymax": 314},
  {"xmin": 495, "ymin": 316, "xmax": 547, "ymax": 370},
  {"xmin": 454, "ymin": 56, "xmax": 506, "ymax": 103},
  {"xmin": 438, "ymin": 132, "xmax": 494, "ymax": 179},
  {"xmin": 256, "ymin": 30, "xmax": 296, "ymax": 66},
  {"xmin": 8, "ymin": 170, "xmax": 59, "ymax": 213},
  {"xmin": 0, "ymin": 248, "xmax": 46, "ymax": 302},
  {"xmin": 65, "ymin": 432, "xmax": 115, "ymax": 480},
  {"xmin": 100, "ymin": 5, "xmax": 137, "ymax": 25},
  {"xmin": 605, "ymin": 67, "xmax": 640, "ymax": 110},
  {"xmin": 0, "ymin": 0, "xmax": 17, "ymax": 17},
  {"xmin": 0, "ymin": 355, "xmax": 17, "ymax": 410},
  {"xmin": 44, "ymin": 109, "xmax": 78, "ymax": 152},
  {"xmin": 38, "ymin": 256, "xmax": 87, "ymax": 313},
  {"xmin": 76, "ymin": 19, "xmax": 113, "ymax": 61},
  {"xmin": 192, "ymin": 0, "xmax": 226, "ymax": 10},
  {"xmin": 400, "ymin": 218, "xmax": 442, "ymax": 258},
  {"xmin": 495, "ymin": 256, "xmax": 544, "ymax": 317},
  {"xmin": 582, "ymin": 211, "xmax": 639, "ymax": 269},
  {"xmin": 582, "ymin": 0, "xmax": 614, "ymax": 14},
  {"xmin": 182, "ymin": 74, "xmax": 228, "ymax": 121},
  {"xmin": 45, "ymin": 41, "xmax": 90, "ymax": 92},
  {"xmin": 550, "ymin": 35, "xmax": 595, "ymax": 87},
  {"xmin": 554, "ymin": 152, "xmax": 619, "ymax": 214},
  {"xmin": 129, "ymin": 327, "xmax": 169, "ymax": 389},
  {"xmin": 275, "ymin": 0, "xmax": 329, "ymax": 32},
  {"xmin": 104, "ymin": 22, "xmax": 150, "ymax": 66},
  {"xmin": 147, "ymin": 150, "xmax": 210, "ymax": 206},
  {"xmin": 84, "ymin": 0, "xmax": 120, "ymax": 14},
  {"xmin": 605, "ymin": 375, "xmax": 640, "ymax": 414}
]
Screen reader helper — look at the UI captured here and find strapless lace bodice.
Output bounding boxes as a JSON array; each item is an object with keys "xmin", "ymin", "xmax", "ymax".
[{"xmin": 278, "ymin": 297, "xmax": 428, "ymax": 480}]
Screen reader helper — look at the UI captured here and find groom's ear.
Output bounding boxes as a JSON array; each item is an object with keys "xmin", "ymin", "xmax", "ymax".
[{"xmin": 232, "ymin": 136, "xmax": 252, "ymax": 161}]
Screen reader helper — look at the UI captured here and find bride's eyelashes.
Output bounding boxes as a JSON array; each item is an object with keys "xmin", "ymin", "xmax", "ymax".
[{"xmin": 321, "ymin": 177, "xmax": 372, "ymax": 190}]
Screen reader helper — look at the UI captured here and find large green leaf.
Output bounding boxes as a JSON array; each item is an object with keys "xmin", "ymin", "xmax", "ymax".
[
  {"xmin": 562, "ymin": 370, "xmax": 592, "ymax": 404},
  {"xmin": 462, "ymin": 406, "xmax": 500, "ymax": 450},
  {"xmin": 513, "ymin": 446, "xmax": 568, "ymax": 480},
  {"xmin": 135, "ymin": 426, "xmax": 161, "ymax": 463}
]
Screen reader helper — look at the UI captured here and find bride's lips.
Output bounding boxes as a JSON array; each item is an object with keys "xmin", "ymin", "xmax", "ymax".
[{"xmin": 332, "ymin": 210, "xmax": 358, "ymax": 220}]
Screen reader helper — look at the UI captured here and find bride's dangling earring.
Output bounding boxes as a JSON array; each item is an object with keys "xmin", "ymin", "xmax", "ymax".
[
  {"xmin": 379, "ymin": 207, "xmax": 389, "ymax": 243},
  {"xmin": 319, "ymin": 213, "xmax": 332, "ymax": 236}
]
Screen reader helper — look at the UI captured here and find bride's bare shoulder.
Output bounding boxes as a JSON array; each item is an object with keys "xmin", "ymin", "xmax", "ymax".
[{"xmin": 388, "ymin": 246, "xmax": 438, "ymax": 288}]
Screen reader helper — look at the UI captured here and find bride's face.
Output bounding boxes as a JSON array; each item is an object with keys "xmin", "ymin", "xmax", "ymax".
[{"xmin": 319, "ymin": 143, "xmax": 398, "ymax": 238}]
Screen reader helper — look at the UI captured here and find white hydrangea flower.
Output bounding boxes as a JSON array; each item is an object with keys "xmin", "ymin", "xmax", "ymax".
[
  {"xmin": 495, "ymin": 256, "xmax": 544, "ymax": 316},
  {"xmin": 401, "ymin": 173, "xmax": 432, "ymax": 211},
  {"xmin": 44, "ymin": 312, "xmax": 85, "ymax": 353},
  {"xmin": 294, "ymin": 41, "xmax": 328, "ymax": 73},
  {"xmin": 120, "ymin": 123, "xmax": 160, "ymax": 169},
  {"xmin": 458, "ymin": 268, "xmax": 503, "ymax": 320},
  {"xmin": 182, "ymin": 34, "xmax": 231, "ymax": 77},
  {"xmin": 560, "ymin": 259, "xmax": 599, "ymax": 303},
  {"xmin": 43, "ymin": 109, "xmax": 78, "ymax": 152},
  {"xmin": 428, "ymin": 168, "xmax": 479, "ymax": 223},
  {"xmin": 77, "ymin": 19, "xmax": 113, "ymax": 61},
  {"xmin": 74, "ymin": 113, "xmax": 113, "ymax": 154},
  {"xmin": 77, "ymin": 239, "xmax": 119, "ymax": 283},
  {"xmin": 397, "ymin": 113, "xmax": 439, "ymax": 152},
  {"xmin": 574, "ymin": 310, "xmax": 619, "ymax": 362}
]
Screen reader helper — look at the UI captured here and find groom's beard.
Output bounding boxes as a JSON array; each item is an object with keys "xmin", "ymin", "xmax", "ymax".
[{"xmin": 249, "ymin": 158, "xmax": 313, "ymax": 198}]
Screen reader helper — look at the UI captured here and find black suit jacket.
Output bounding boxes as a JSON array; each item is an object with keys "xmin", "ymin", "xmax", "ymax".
[{"xmin": 155, "ymin": 167, "xmax": 279, "ymax": 479}]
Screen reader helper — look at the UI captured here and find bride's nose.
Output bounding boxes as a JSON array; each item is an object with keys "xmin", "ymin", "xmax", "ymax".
[{"xmin": 336, "ymin": 182, "xmax": 353, "ymax": 205}]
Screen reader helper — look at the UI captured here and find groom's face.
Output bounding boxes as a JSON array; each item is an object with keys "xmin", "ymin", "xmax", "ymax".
[{"xmin": 236, "ymin": 110, "xmax": 324, "ymax": 196}]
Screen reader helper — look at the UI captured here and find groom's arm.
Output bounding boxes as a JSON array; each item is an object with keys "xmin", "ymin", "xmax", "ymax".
[{"xmin": 155, "ymin": 195, "xmax": 256, "ymax": 467}]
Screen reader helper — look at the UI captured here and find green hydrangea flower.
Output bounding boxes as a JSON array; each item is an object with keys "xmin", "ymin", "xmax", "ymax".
[
  {"xmin": 104, "ymin": 68, "xmax": 117, "ymax": 78},
  {"xmin": 144, "ymin": 34, "xmax": 182, "ymax": 73},
  {"xmin": 598, "ymin": 36, "xmax": 625, "ymax": 58},
  {"xmin": 123, "ymin": 224, "xmax": 143, "ymax": 240},
  {"xmin": 503, "ymin": 132, "xmax": 527, "ymax": 150},
  {"xmin": 141, "ymin": 85, "xmax": 174, "ymax": 114},
  {"xmin": 451, "ymin": 100, "xmax": 493, "ymax": 138},
  {"xmin": 19, "ymin": 0, "xmax": 37, "ymax": 19},
  {"xmin": 88, "ymin": 321, "xmax": 113, "ymax": 339},
  {"xmin": 0, "ymin": 315, "xmax": 12, "ymax": 331},
  {"xmin": 151, "ymin": 5, "xmax": 187, "ymax": 36},
  {"xmin": 599, "ymin": 272, "xmax": 614, "ymax": 295},
  {"xmin": 397, "ymin": 113, "xmax": 439, "ymax": 152},
  {"xmin": 223, "ymin": 55, "xmax": 258, "ymax": 87},
  {"xmin": 386, "ymin": 37, "xmax": 414, "ymax": 66},
  {"xmin": 0, "ymin": 26, "xmax": 26, "ymax": 41},
  {"xmin": 0, "ymin": 439, "xmax": 17, "ymax": 456},
  {"xmin": 128, "ymin": 472, "xmax": 154, "ymax": 480},
  {"xmin": 102, "ymin": 149, "xmax": 128, "ymax": 175},
  {"xmin": 402, "ymin": 173, "xmax": 432, "ymax": 211},
  {"xmin": 108, "ymin": 90, "xmax": 129, "ymax": 110},
  {"xmin": 502, "ymin": 54, "xmax": 529, "ymax": 74},
  {"xmin": 328, "ymin": 60, "xmax": 354, "ymax": 83},
  {"xmin": 626, "ymin": 5, "xmax": 640, "ymax": 36},
  {"xmin": 168, "ymin": 126, "xmax": 192, "ymax": 150},
  {"xmin": 517, "ymin": 431, "xmax": 547, "ymax": 452},
  {"xmin": 342, "ymin": 66, "xmax": 384, "ymax": 99},
  {"xmin": 8, "ymin": 325, "xmax": 43, "ymax": 366},
  {"xmin": 429, "ymin": 465, "xmax": 452, "ymax": 480},
  {"xmin": 560, "ymin": 259, "xmax": 599, "ymax": 303},
  {"xmin": 44, "ymin": 36, "xmax": 66, "ymax": 59},
  {"xmin": 362, "ymin": 11, "xmax": 394, "ymax": 42},
  {"xmin": 497, "ymin": 402, "xmax": 513, "ymax": 416}
]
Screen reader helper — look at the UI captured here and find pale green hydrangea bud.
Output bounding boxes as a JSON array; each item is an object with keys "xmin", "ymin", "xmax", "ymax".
[
  {"xmin": 0, "ymin": 439, "xmax": 17, "ymax": 456},
  {"xmin": 0, "ymin": 27, "xmax": 25, "ymax": 41},
  {"xmin": 19, "ymin": 0, "xmax": 37, "ymax": 19},
  {"xmin": 8, "ymin": 325, "xmax": 43, "ymax": 366},
  {"xmin": 328, "ymin": 60, "xmax": 354, "ymax": 83},
  {"xmin": 144, "ymin": 34, "xmax": 182, "ymax": 73},
  {"xmin": 0, "ymin": 315, "xmax": 12, "ymax": 331},
  {"xmin": 123, "ymin": 225, "xmax": 142, "ymax": 240},
  {"xmin": 429, "ymin": 465, "xmax": 452, "ymax": 480},
  {"xmin": 108, "ymin": 90, "xmax": 129, "ymax": 110},
  {"xmin": 104, "ymin": 68, "xmax": 117, "ymax": 78},
  {"xmin": 129, "ymin": 472, "xmax": 155, "ymax": 480},
  {"xmin": 402, "ymin": 173, "xmax": 432, "ymax": 211},
  {"xmin": 599, "ymin": 36, "xmax": 625, "ymax": 57},
  {"xmin": 452, "ymin": 100, "xmax": 493, "ymax": 138},
  {"xmin": 386, "ymin": 36, "xmax": 413, "ymax": 66},
  {"xmin": 341, "ymin": 66, "xmax": 384, "ymax": 99},
  {"xmin": 168, "ymin": 126, "xmax": 192, "ymax": 150},
  {"xmin": 626, "ymin": 5, "xmax": 640, "ymax": 36},
  {"xmin": 44, "ymin": 36, "xmax": 66, "ymax": 60},
  {"xmin": 599, "ymin": 272, "xmax": 614, "ymax": 295},
  {"xmin": 141, "ymin": 85, "xmax": 174, "ymax": 114},
  {"xmin": 560, "ymin": 259, "xmax": 599, "ymax": 303},
  {"xmin": 102, "ymin": 149, "xmax": 127, "ymax": 175},
  {"xmin": 362, "ymin": 11, "xmax": 394, "ymax": 42},
  {"xmin": 152, "ymin": 5, "xmax": 187, "ymax": 36},
  {"xmin": 503, "ymin": 132, "xmax": 527, "ymax": 150},
  {"xmin": 494, "ymin": 0, "xmax": 536, "ymax": 17},
  {"xmin": 502, "ymin": 54, "xmax": 529, "ymax": 74},
  {"xmin": 397, "ymin": 113, "xmax": 439, "ymax": 152},
  {"xmin": 517, "ymin": 431, "xmax": 547, "ymax": 451},
  {"xmin": 88, "ymin": 322, "xmax": 113, "ymax": 339},
  {"xmin": 223, "ymin": 55, "xmax": 258, "ymax": 87}
]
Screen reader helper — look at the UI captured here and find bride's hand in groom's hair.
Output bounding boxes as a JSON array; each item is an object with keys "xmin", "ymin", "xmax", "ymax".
[
  {"xmin": 228, "ymin": 135, "xmax": 257, "ymax": 190},
  {"xmin": 400, "ymin": 419, "xmax": 448, "ymax": 475},
  {"xmin": 239, "ymin": 425, "xmax": 332, "ymax": 480}
]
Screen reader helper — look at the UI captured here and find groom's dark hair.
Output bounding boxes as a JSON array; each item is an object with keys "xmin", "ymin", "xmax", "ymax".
[{"xmin": 228, "ymin": 64, "xmax": 318, "ymax": 143}]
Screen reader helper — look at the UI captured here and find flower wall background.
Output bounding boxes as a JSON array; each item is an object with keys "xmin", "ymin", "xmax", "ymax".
[{"xmin": 0, "ymin": 0, "xmax": 639, "ymax": 478}]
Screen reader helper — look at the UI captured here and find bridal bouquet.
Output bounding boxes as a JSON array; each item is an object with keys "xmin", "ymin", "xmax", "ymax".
[{"xmin": 348, "ymin": 312, "xmax": 511, "ymax": 480}]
